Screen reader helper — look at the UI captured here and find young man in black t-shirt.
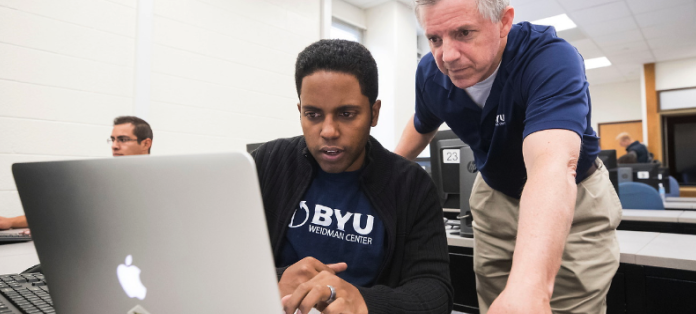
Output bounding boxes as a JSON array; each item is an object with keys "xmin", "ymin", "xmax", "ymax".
[{"xmin": 252, "ymin": 40, "xmax": 452, "ymax": 314}]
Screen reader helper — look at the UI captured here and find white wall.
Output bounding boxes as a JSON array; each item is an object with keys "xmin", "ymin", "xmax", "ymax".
[
  {"xmin": 0, "ymin": 0, "xmax": 320, "ymax": 218},
  {"xmin": 589, "ymin": 80, "xmax": 643, "ymax": 131},
  {"xmin": 332, "ymin": 0, "xmax": 366, "ymax": 29},
  {"xmin": 149, "ymin": 0, "xmax": 318, "ymax": 154},
  {"xmin": 655, "ymin": 57, "xmax": 696, "ymax": 91},
  {"xmin": 363, "ymin": 1, "xmax": 418, "ymax": 151}
]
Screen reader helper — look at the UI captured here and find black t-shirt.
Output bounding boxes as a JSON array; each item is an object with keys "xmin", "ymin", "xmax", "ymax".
[{"xmin": 279, "ymin": 168, "xmax": 385, "ymax": 286}]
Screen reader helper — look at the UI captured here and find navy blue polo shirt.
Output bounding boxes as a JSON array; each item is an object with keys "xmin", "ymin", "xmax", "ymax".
[{"xmin": 414, "ymin": 22, "xmax": 599, "ymax": 198}]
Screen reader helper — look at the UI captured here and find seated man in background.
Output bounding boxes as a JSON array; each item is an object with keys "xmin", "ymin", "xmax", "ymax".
[
  {"xmin": 109, "ymin": 116, "xmax": 153, "ymax": 156},
  {"xmin": 3, "ymin": 116, "xmax": 156, "ymax": 231},
  {"xmin": 618, "ymin": 151, "xmax": 638, "ymax": 164},
  {"xmin": 617, "ymin": 132, "xmax": 649, "ymax": 163},
  {"xmin": 0, "ymin": 215, "xmax": 27, "ymax": 230},
  {"xmin": 252, "ymin": 39, "xmax": 452, "ymax": 314}
]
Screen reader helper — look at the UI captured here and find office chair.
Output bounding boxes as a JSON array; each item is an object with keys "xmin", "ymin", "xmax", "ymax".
[
  {"xmin": 667, "ymin": 176, "xmax": 680, "ymax": 197},
  {"xmin": 619, "ymin": 182, "xmax": 665, "ymax": 210}
]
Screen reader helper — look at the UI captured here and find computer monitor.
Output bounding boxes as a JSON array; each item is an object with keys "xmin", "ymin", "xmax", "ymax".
[
  {"xmin": 598, "ymin": 150, "xmax": 619, "ymax": 194},
  {"xmin": 246, "ymin": 142, "xmax": 264, "ymax": 154},
  {"xmin": 429, "ymin": 130, "xmax": 465, "ymax": 209},
  {"xmin": 414, "ymin": 157, "xmax": 432, "ymax": 175},
  {"xmin": 458, "ymin": 146, "xmax": 477, "ymax": 238},
  {"xmin": 598, "ymin": 150, "xmax": 618, "ymax": 169},
  {"xmin": 618, "ymin": 163, "xmax": 671, "ymax": 193}
]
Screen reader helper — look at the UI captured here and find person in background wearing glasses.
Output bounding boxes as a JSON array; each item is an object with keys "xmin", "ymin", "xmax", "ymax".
[
  {"xmin": 109, "ymin": 116, "xmax": 153, "ymax": 157},
  {"xmin": 3, "ymin": 116, "xmax": 153, "ymax": 230}
]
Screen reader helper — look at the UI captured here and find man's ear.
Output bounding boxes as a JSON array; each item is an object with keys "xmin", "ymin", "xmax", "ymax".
[
  {"xmin": 371, "ymin": 100, "xmax": 381, "ymax": 127},
  {"xmin": 500, "ymin": 6, "xmax": 514, "ymax": 38},
  {"xmin": 141, "ymin": 138, "xmax": 152, "ymax": 152},
  {"xmin": 297, "ymin": 103, "xmax": 302, "ymax": 118}
]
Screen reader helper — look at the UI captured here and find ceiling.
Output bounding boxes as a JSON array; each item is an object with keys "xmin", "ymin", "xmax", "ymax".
[{"xmin": 340, "ymin": 0, "xmax": 696, "ymax": 85}]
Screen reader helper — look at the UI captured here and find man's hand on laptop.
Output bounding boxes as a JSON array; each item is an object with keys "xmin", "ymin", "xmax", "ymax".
[
  {"xmin": 281, "ymin": 268, "xmax": 367, "ymax": 314},
  {"xmin": 278, "ymin": 257, "xmax": 347, "ymax": 297},
  {"xmin": 279, "ymin": 257, "xmax": 367, "ymax": 314}
]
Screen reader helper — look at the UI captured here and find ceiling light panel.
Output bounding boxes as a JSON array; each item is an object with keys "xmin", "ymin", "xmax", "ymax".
[
  {"xmin": 585, "ymin": 57, "xmax": 612, "ymax": 70},
  {"xmin": 531, "ymin": 14, "xmax": 577, "ymax": 32}
]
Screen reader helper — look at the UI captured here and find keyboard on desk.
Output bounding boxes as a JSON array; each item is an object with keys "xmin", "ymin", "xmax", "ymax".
[
  {"xmin": 0, "ymin": 273, "xmax": 53, "ymax": 314},
  {"xmin": 0, "ymin": 234, "xmax": 32, "ymax": 245}
]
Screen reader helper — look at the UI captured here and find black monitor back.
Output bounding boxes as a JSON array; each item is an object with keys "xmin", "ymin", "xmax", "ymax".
[
  {"xmin": 599, "ymin": 150, "xmax": 619, "ymax": 194},
  {"xmin": 458, "ymin": 146, "xmax": 477, "ymax": 238},
  {"xmin": 618, "ymin": 163, "xmax": 670, "ymax": 193},
  {"xmin": 429, "ymin": 130, "xmax": 466, "ymax": 209},
  {"xmin": 415, "ymin": 157, "xmax": 432, "ymax": 175},
  {"xmin": 598, "ymin": 150, "xmax": 618, "ymax": 169},
  {"xmin": 246, "ymin": 142, "xmax": 264, "ymax": 154}
]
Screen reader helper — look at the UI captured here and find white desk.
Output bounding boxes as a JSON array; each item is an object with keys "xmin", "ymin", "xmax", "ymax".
[
  {"xmin": 615, "ymin": 230, "xmax": 660, "ymax": 264},
  {"xmin": 622, "ymin": 209, "xmax": 683, "ymax": 222},
  {"xmin": 679, "ymin": 211, "xmax": 696, "ymax": 224},
  {"xmin": 0, "ymin": 229, "xmax": 39, "ymax": 274},
  {"xmin": 622, "ymin": 209, "xmax": 696, "ymax": 223},
  {"xmin": 447, "ymin": 229, "xmax": 696, "ymax": 271},
  {"xmin": 664, "ymin": 201, "xmax": 696, "ymax": 210},
  {"xmin": 665, "ymin": 197, "xmax": 696, "ymax": 203},
  {"xmin": 635, "ymin": 232, "xmax": 696, "ymax": 271}
]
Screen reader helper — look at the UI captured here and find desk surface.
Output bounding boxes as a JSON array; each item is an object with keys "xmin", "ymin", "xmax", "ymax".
[
  {"xmin": 447, "ymin": 229, "xmax": 696, "ymax": 271},
  {"xmin": 665, "ymin": 197, "xmax": 696, "ymax": 203},
  {"xmin": 0, "ymin": 229, "xmax": 39, "ymax": 275},
  {"xmin": 664, "ymin": 201, "xmax": 696, "ymax": 210},
  {"xmin": 622, "ymin": 209, "xmax": 696, "ymax": 223}
]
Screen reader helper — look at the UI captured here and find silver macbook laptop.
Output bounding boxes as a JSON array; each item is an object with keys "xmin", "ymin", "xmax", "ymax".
[{"xmin": 12, "ymin": 152, "xmax": 281, "ymax": 313}]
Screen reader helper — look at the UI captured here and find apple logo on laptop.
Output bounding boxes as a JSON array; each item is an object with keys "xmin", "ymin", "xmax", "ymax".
[{"xmin": 117, "ymin": 255, "xmax": 147, "ymax": 300}]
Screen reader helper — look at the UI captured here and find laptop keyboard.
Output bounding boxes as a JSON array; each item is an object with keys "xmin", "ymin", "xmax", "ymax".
[{"xmin": 0, "ymin": 273, "xmax": 53, "ymax": 314}]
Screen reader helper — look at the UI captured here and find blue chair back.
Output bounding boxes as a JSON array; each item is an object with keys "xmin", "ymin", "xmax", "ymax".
[
  {"xmin": 619, "ymin": 182, "xmax": 664, "ymax": 210},
  {"xmin": 667, "ymin": 176, "xmax": 680, "ymax": 197}
]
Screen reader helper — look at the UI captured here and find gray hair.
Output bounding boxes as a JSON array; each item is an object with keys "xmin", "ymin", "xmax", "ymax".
[{"xmin": 415, "ymin": 0, "xmax": 510, "ymax": 23}]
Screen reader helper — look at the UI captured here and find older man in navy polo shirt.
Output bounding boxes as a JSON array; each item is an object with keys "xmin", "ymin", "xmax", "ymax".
[{"xmin": 395, "ymin": 0, "xmax": 621, "ymax": 313}]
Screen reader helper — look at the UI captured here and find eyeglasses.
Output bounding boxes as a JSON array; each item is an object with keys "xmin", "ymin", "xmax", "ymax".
[{"xmin": 107, "ymin": 137, "xmax": 139, "ymax": 145}]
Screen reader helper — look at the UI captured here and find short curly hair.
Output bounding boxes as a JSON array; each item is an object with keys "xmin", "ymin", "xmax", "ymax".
[{"xmin": 295, "ymin": 39, "xmax": 378, "ymax": 105}]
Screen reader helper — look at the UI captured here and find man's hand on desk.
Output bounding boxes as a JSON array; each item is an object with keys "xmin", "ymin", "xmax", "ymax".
[
  {"xmin": 279, "ymin": 257, "xmax": 367, "ymax": 314},
  {"xmin": 0, "ymin": 216, "xmax": 28, "ymax": 230}
]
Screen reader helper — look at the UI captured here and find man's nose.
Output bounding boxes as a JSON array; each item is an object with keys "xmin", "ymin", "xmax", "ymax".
[
  {"xmin": 441, "ymin": 38, "xmax": 461, "ymax": 64},
  {"xmin": 320, "ymin": 117, "xmax": 339, "ymax": 140}
]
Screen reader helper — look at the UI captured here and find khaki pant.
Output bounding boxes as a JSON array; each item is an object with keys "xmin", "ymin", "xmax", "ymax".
[{"xmin": 470, "ymin": 159, "xmax": 621, "ymax": 314}]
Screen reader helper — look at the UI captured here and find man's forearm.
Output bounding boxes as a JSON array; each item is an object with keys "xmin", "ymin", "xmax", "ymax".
[
  {"xmin": 507, "ymin": 130, "xmax": 580, "ymax": 297},
  {"xmin": 12, "ymin": 216, "xmax": 28, "ymax": 228},
  {"xmin": 394, "ymin": 115, "xmax": 437, "ymax": 160},
  {"xmin": 508, "ymin": 170, "xmax": 575, "ymax": 297}
]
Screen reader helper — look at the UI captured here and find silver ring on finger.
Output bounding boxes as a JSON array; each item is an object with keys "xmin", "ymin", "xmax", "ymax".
[{"xmin": 326, "ymin": 285, "xmax": 336, "ymax": 304}]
